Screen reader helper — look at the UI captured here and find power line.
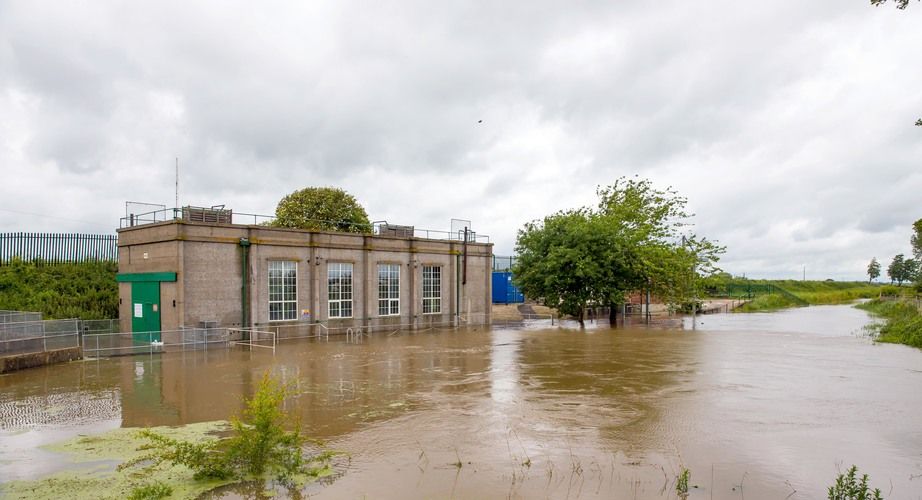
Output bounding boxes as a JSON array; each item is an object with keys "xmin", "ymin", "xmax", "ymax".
[{"xmin": 0, "ymin": 208, "xmax": 113, "ymax": 231}]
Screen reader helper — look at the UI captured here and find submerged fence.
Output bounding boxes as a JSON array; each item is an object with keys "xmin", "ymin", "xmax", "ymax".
[
  {"xmin": 0, "ymin": 317, "xmax": 81, "ymax": 356},
  {"xmin": 2, "ymin": 309, "xmax": 497, "ymax": 360},
  {"xmin": 0, "ymin": 233, "xmax": 118, "ymax": 265},
  {"xmin": 82, "ymin": 327, "xmax": 230, "ymax": 357}
]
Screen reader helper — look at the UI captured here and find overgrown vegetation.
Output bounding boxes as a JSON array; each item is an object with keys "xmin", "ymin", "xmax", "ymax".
[
  {"xmin": 857, "ymin": 299, "xmax": 922, "ymax": 348},
  {"xmin": 675, "ymin": 467, "xmax": 690, "ymax": 497},
  {"xmin": 120, "ymin": 372, "xmax": 333, "ymax": 487},
  {"xmin": 0, "ymin": 259, "xmax": 117, "ymax": 319},
  {"xmin": 828, "ymin": 465, "xmax": 883, "ymax": 500},
  {"xmin": 127, "ymin": 482, "xmax": 173, "ymax": 500}
]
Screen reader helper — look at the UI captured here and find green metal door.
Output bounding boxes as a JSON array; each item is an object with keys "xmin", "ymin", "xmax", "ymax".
[{"xmin": 131, "ymin": 281, "xmax": 161, "ymax": 342}]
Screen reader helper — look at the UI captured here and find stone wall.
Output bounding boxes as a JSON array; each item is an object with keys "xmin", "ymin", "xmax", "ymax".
[{"xmin": 0, "ymin": 346, "xmax": 83, "ymax": 374}]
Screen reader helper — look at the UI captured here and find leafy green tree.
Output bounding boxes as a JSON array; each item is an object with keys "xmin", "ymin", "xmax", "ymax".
[
  {"xmin": 867, "ymin": 257, "xmax": 881, "ymax": 283},
  {"xmin": 271, "ymin": 187, "xmax": 371, "ymax": 233},
  {"xmin": 904, "ymin": 258, "xmax": 919, "ymax": 284},
  {"xmin": 594, "ymin": 178, "xmax": 723, "ymax": 319},
  {"xmin": 911, "ymin": 218, "xmax": 922, "ymax": 261},
  {"xmin": 871, "ymin": 0, "xmax": 916, "ymax": 9},
  {"xmin": 513, "ymin": 210, "xmax": 605, "ymax": 327},
  {"xmin": 888, "ymin": 253, "xmax": 906, "ymax": 285},
  {"xmin": 513, "ymin": 177, "xmax": 723, "ymax": 326}
]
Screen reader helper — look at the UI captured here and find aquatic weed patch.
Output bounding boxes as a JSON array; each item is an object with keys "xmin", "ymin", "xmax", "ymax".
[
  {"xmin": 1, "ymin": 374, "xmax": 337, "ymax": 499},
  {"xmin": 119, "ymin": 372, "xmax": 335, "ymax": 489},
  {"xmin": 0, "ymin": 421, "xmax": 234, "ymax": 499}
]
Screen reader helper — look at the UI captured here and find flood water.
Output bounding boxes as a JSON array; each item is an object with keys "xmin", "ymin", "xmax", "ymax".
[{"xmin": 2, "ymin": 305, "xmax": 922, "ymax": 499}]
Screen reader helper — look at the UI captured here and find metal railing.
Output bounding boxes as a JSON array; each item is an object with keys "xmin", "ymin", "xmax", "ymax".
[
  {"xmin": 120, "ymin": 207, "xmax": 276, "ymax": 228},
  {"xmin": 0, "ymin": 310, "xmax": 43, "ymax": 325},
  {"xmin": 119, "ymin": 207, "xmax": 490, "ymax": 243},
  {"xmin": 0, "ymin": 318, "xmax": 81, "ymax": 356},
  {"xmin": 492, "ymin": 255, "xmax": 517, "ymax": 271},
  {"xmin": 0, "ymin": 233, "xmax": 118, "ymax": 265},
  {"xmin": 229, "ymin": 328, "xmax": 277, "ymax": 352},
  {"xmin": 82, "ymin": 327, "xmax": 229, "ymax": 357}
]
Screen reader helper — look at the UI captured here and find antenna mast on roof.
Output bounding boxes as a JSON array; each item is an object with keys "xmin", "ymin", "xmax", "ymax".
[{"xmin": 175, "ymin": 157, "xmax": 180, "ymax": 210}]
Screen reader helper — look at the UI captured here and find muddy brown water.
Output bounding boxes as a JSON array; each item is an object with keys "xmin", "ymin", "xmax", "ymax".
[{"xmin": 2, "ymin": 305, "xmax": 922, "ymax": 499}]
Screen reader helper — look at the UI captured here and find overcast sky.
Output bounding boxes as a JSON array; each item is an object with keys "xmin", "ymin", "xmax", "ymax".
[{"xmin": 1, "ymin": 1, "xmax": 920, "ymax": 280}]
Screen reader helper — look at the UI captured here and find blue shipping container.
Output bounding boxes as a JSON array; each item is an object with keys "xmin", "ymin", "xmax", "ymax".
[{"xmin": 492, "ymin": 272, "xmax": 525, "ymax": 304}]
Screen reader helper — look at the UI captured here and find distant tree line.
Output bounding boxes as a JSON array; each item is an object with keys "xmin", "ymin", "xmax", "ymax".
[{"xmin": 868, "ymin": 218, "xmax": 922, "ymax": 288}]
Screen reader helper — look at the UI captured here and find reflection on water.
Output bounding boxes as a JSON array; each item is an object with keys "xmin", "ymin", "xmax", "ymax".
[{"xmin": 2, "ymin": 305, "xmax": 922, "ymax": 498}]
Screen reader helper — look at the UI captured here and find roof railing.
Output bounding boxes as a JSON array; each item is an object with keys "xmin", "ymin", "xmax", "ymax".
[{"xmin": 119, "ymin": 207, "xmax": 489, "ymax": 243}]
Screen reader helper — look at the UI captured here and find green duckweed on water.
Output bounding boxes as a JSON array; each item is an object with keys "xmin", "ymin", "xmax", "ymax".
[{"xmin": 1, "ymin": 421, "xmax": 236, "ymax": 500}]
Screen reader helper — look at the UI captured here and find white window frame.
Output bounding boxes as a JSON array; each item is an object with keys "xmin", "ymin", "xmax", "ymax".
[
  {"xmin": 422, "ymin": 265, "xmax": 441, "ymax": 314},
  {"xmin": 268, "ymin": 260, "xmax": 297, "ymax": 322},
  {"xmin": 328, "ymin": 262, "xmax": 353, "ymax": 319},
  {"xmin": 377, "ymin": 263, "xmax": 400, "ymax": 316}
]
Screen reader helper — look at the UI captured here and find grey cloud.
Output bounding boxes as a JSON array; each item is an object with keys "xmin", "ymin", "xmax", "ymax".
[{"xmin": 1, "ymin": 0, "xmax": 921, "ymax": 279}]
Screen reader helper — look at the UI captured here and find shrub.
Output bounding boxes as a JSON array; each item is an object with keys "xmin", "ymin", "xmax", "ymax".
[
  {"xmin": 878, "ymin": 285, "xmax": 901, "ymax": 297},
  {"xmin": 127, "ymin": 482, "xmax": 173, "ymax": 500},
  {"xmin": 120, "ymin": 372, "xmax": 332, "ymax": 485},
  {"xmin": 827, "ymin": 465, "xmax": 882, "ymax": 500},
  {"xmin": 676, "ymin": 467, "xmax": 690, "ymax": 496},
  {"xmin": 0, "ymin": 259, "xmax": 117, "ymax": 319}
]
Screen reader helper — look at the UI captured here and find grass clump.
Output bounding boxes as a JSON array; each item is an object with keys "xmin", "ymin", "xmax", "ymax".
[
  {"xmin": 828, "ymin": 465, "xmax": 882, "ymax": 500},
  {"xmin": 127, "ymin": 482, "xmax": 173, "ymax": 500},
  {"xmin": 120, "ymin": 372, "xmax": 332, "ymax": 486},
  {"xmin": 675, "ymin": 467, "xmax": 690, "ymax": 497},
  {"xmin": 857, "ymin": 299, "xmax": 922, "ymax": 348}
]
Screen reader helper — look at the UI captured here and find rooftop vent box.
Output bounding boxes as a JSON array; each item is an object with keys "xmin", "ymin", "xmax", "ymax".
[
  {"xmin": 379, "ymin": 224, "xmax": 414, "ymax": 238},
  {"xmin": 182, "ymin": 205, "xmax": 232, "ymax": 224}
]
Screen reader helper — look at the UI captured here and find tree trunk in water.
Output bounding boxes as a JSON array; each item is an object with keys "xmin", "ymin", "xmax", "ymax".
[
  {"xmin": 608, "ymin": 302, "xmax": 617, "ymax": 326},
  {"xmin": 577, "ymin": 305, "xmax": 585, "ymax": 328}
]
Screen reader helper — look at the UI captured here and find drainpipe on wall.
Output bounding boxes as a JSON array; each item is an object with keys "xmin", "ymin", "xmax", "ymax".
[
  {"xmin": 456, "ymin": 253, "xmax": 461, "ymax": 326},
  {"xmin": 239, "ymin": 237, "xmax": 251, "ymax": 328}
]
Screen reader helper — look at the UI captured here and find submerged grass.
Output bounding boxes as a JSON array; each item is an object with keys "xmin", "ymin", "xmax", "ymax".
[{"xmin": 857, "ymin": 299, "xmax": 922, "ymax": 348}]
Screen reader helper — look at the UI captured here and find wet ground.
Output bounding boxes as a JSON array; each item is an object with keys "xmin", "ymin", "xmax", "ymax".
[{"xmin": 2, "ymin": 305, "xmax": 921, "ymax": 499}]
